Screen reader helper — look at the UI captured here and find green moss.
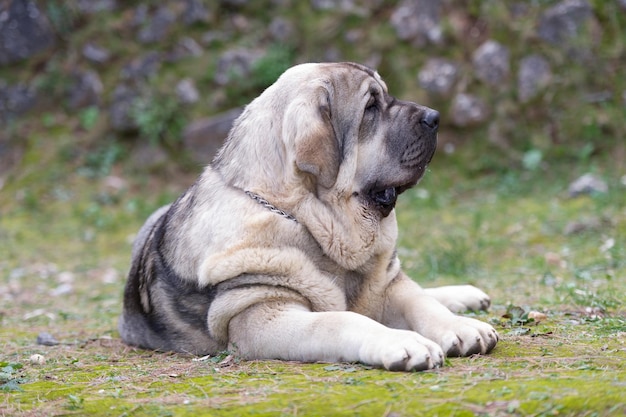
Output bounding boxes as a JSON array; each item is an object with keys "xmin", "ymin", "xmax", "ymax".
[{"xmin": 2, "ymin": 3, "xmax": 626, "ymax": 415}]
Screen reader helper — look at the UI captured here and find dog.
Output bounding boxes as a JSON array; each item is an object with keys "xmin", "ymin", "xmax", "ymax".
[{"xmin": 119, "ymin": 62, "xmax": 498, "ymax": 371}]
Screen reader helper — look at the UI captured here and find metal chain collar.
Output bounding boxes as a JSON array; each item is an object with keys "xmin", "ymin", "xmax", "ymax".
[{"xmin": 245, "ymin": 191, "xmax": 298, "ymax": 223}]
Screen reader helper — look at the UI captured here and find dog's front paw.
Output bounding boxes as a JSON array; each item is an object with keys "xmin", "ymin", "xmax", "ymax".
[
  {"xmin": 424, "ymin": 285, "xmax": 491, "ymax": 313},
  {"xmin": 435, "ymin": 316, "xmax": 499, "ymax": 357},
  {"xmin": 360, "ymin": 329, "xmax": 444, "ymax": 371}
]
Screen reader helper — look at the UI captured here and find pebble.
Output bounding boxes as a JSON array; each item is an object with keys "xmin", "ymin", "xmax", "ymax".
[
  {"xmin": 29, "ymin": 354, "xmax": 46, "ymax": 365},
  {"xmin": 37, "ymin": 331, "xmax": 60, "ymax": 346},
  {"xmin": 528, "ymin": 311, "xmax": 548, "ymax": 322},
  {"xmin": 568, "ymin": 173, "xmax": 608, "ymax": 197}
]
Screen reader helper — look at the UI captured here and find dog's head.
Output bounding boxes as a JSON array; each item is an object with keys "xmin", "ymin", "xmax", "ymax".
[{"xmin": 215, "ymin": 62, "xmax": 438, "ymax": 218}]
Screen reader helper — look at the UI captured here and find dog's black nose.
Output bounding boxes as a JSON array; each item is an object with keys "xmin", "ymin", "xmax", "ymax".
[{"xmin": 420, "ymin": 109, "xmax": 439, "ymax": 131}]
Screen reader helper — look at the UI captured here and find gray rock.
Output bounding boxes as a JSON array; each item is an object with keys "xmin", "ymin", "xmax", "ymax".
[
  {"xmin": 37, "ymin": 331, "xmax": 59, "ymax": 346},
  {"xmin": 323, "ymin": 46, "xmax": 343, "ymax": 62},
  {"xmin": 129, "ymin": 142, "xmax": 169, "ymax": 170},
  {"xmin": 538, "ymin": 0, "xmax": 592, "ymax": 45},
  {"xmin": 214, "ymin": 49, "xmax": 263, "ymax": 86},
  {"xmin": 183, "ymin": 108, "xmax": 243, "ymax": 163},
  {"xmin": 176, "ymin": 78, "xmax": 200, "ymax": 104},
  {"xmin": 563, "ymin": 216, "xmax": 606, "ymax": 235},
  {"xmin": 132, "ymin": 4, "xmax": 149, "ymax": 28},
  {"xmin": 310, "ymin": 0, "xmax": 368, "ymax": 13},
  {"xmin": 201, "ymin": 30, "xmax": 229, "ymax": 45},
  {"xmin": 0, "ymin": 0, "xmax": 56, "ymax": 66},
  {"xmin": 137, "ymin": 6, "xmax": 176, "ymax": 44},
  {"xmin": 472, "ymin": 40, "xmax": 510, "ymax": 86},
  {"xmin": 82, "ymin": 43, "xmax": 111, "ymax": 64},
  {"xmin": 0, "ymin": 81, "xmax": 37, "ymax": 121},
  {"xmin": 120, "ymin": 51, "xmax": 162, "ymax": 81},
  {"xmin": 220, "ymin": 0, "xmax": 250, "ymax": 7},
  {"xmin": 76, "ymin": 0, "xmax": 117, "ymax": 14},
  {"xmin": 418, "ymin": 58, "xmax": 459, "ymax": 97},
  {"xmin": 67, "ymin": 71, "xmax": 103, "ymax": 109},
  {"xmin": 568, "ymin": 173, "xmax": 608, "ymax": 197},
  {"xmin": 390, "ymin": 0, "xmax": 442, "ymax": 46},
  {"xmin": 450, "ymin": 93, "xmax": 489, "ymax": 127},
  {"xmin": 517, "ymin": 55, "xmax": 552, "ymax": 102},
  {"xmin": 109, "ymin": 85, "xmax": 139, "ymax": 132},
  {"xmin": 269, "ymin": 17, "xmax": 294, "ymax": 43},
  {"xmin": 166, "ymin": 37, "xmax": 203, "ymax": 63},
  {"xmin": 183, "ymin": 0, "xmax": 211, "ymax": 25}
]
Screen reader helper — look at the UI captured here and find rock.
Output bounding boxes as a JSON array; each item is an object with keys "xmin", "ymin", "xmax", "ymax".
[
  {"xmin": 132, "ymin": 4, "xmax": 149, "ymax": 28},
  {"xmin": 220, "ymin": 0, "xmax": 250, "ymax": 6},
  {"xmin": 176, "ymin": 78, "xmax": 200, "ymax": 104},
  {"xmin": 390, "ymin": 0, "xmax": 442, "ymax": 46},
  {"xmin": 450, "ymin": 93, "xmax": 489, "ymax": 127},
  {"xmin": 0, "ymin": 81, "xmax": 37, "ymax": 121},
  {"xmin": 528, "ymin": 311, "xmax": 548, "ymax": 322},
  {"xmin": 137, "ymin": 6, "xmax": 176, "ymax": 44},
  {"xmin": 36, "ymin": 332, "xmax": 59, "ymax": 346},
  {"xmin": 214, "ymin": 49, "xmax": 263, "ymax": 86},
  {"xmin": 472, "ymin": 40, "xmax": 510, "ymax": 86},
  {"xmin": 563, "ymin": 216, "xmax": 605, "ymax": 235},
  {"xmin": 183, "ymin": 108, "xmax": 243, "ymax": 163},
  {"xmin": 183, "ymin": 0, "xmax": 211, "ymax": 25},
  {"xmin": 537, "ymin": 0, "xmax": 592, "ymax": 45},
  {"xmin": 50, "ymin": 283, "xmax": 73, "ymax": 296},
  {"xmin": 82, "ymin": 43, "xmax": 111, "ymax": 64},
  {"xmin": 109, "ymin": 84, "xmax": 139, "ymax": 132},
  {"xmin": 120, "ymin": 51, "xmax": 162, "ymax": 81},
  {"xmin": 76, "ymin": 0, "xmax": 117, "ymax": 14},
  {"xmin": 0, "ymin": 0, "xmax": 56, "ymax": 66},
  {"xmin": 67, "ymin": 71, "xmax": 103, "ymax": 109},
  {"xmin": 269, "ymin": 17, "xmax": 294, "ymax": 43},
  {"xmin": 129, "ymin": 142, "xmax": 169, "ymax": 170},
  {"xmin": 418, "ymin": 58, "xmax": 460, "ymax": 97},
  {"xmin": 29, "ymin": 354, "xmax": 46, "ymax": 365},
  {"xmin": 201, "ymin": 30, "xmax": 229, "ymax": 46},
  {"xmin": 166, "ymin": 37, "xmax": 203, "ymax": 62},
  {"xmin": 517, "ymin": 54, "xmax": 552, "ymax": 102},
  {"xmin": 568, "ymin": 173, "xmax": 608, "ymax": 197},
  {"xmin": 310, "ymin": 0, "xmax": 370, "ymax": 13}
]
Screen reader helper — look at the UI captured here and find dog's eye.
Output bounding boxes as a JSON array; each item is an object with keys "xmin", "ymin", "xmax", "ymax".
[{"xmin": 365, "ymin": 95, "xmax": 378, "ymax": 112}]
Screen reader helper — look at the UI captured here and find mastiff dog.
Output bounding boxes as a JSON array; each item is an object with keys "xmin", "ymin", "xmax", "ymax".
[{"xmin": 119, "ymin": 62, "xmax": 498, "ymax": 371}]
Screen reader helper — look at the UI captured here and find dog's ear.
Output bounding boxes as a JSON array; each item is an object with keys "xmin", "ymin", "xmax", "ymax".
[{"xmin": 284, "ymin": 84, "xmax": 339, "ymax": 189}]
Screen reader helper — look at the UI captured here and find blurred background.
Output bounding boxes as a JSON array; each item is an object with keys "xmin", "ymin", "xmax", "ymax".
[
  {"xmin": 1, "ymin": 0, "xmax": 624, "ymax": 182},
  {"xmin": 1, "ymin": 3, "xmax": 625, "ymax": 411},
  {"xmin": 1, "ymin": 1, "xmax": 625, "ymax": 389},
  {"xmin": 1, "ymin": 0, "xmax": 625, "ymax": 280}
]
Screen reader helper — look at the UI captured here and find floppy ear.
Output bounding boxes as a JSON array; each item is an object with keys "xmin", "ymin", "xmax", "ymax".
[{"xmin": 283, "ymin": 85, "xmax": 339, "ymax": 189}]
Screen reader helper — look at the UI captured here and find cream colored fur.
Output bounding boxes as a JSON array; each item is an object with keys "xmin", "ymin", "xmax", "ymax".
[{"xmin": 135, "ymin": 63, "xmax": 498, "ymax": 371}]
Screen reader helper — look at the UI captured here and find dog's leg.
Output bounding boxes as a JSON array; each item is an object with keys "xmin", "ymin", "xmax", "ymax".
[
  {"xmin": 228, "ymin": 302, "xmax": 444, "ymax": 371},
  {"xmin": 423, "ymin": 285, "xmax": 491, "ymax": 313},
  {"xmin": 382, "ymin": 274, "xmax": 498, "ymax": 357}
]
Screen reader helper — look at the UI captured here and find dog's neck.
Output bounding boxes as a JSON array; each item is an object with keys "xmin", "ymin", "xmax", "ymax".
[{"xmin": 245, "ymin": 191, "xmax": 298, "ymax": 223}]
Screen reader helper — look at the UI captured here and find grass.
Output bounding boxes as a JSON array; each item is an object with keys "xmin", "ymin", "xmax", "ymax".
[
  {"xmin": 2, "ymin": 1, "xmax": 625, "ymax": 414},
  {"xmin": 1, "ymin": 128, "xmax": 625, "ymax": 416}
]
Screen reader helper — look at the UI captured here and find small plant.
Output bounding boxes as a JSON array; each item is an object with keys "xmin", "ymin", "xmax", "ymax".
[
  {"xmin": 0, "ymin": 362, "xmax": 25, "ymax": 392},
  {"xmin": 66, "ymin": 394, "xmax": 84, "ymax": 410},
  {"xmin": 250, "ymin": 44, "xmax": 294, "ymax": 89},
  {"xmin": 78, "ymin": 106, "xmax": 100, "ymax": 131},
  {"xmin": 45, "ymin": 0, "xmax": 80, "ymax": 39},
  {"xmin": 78, "ymin": 142, "xmax": 124, "ymax": 179},
  {"xmin": 224, "ymin": 44, "xmax": 294, "ymax": 106},
  {"xmin": 131, "ymin": 94, "xmax": 186, "ymax": 149},
  {"xmin": 501, "ymin": 305, "xmax": 533, "ymax": 327}
]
